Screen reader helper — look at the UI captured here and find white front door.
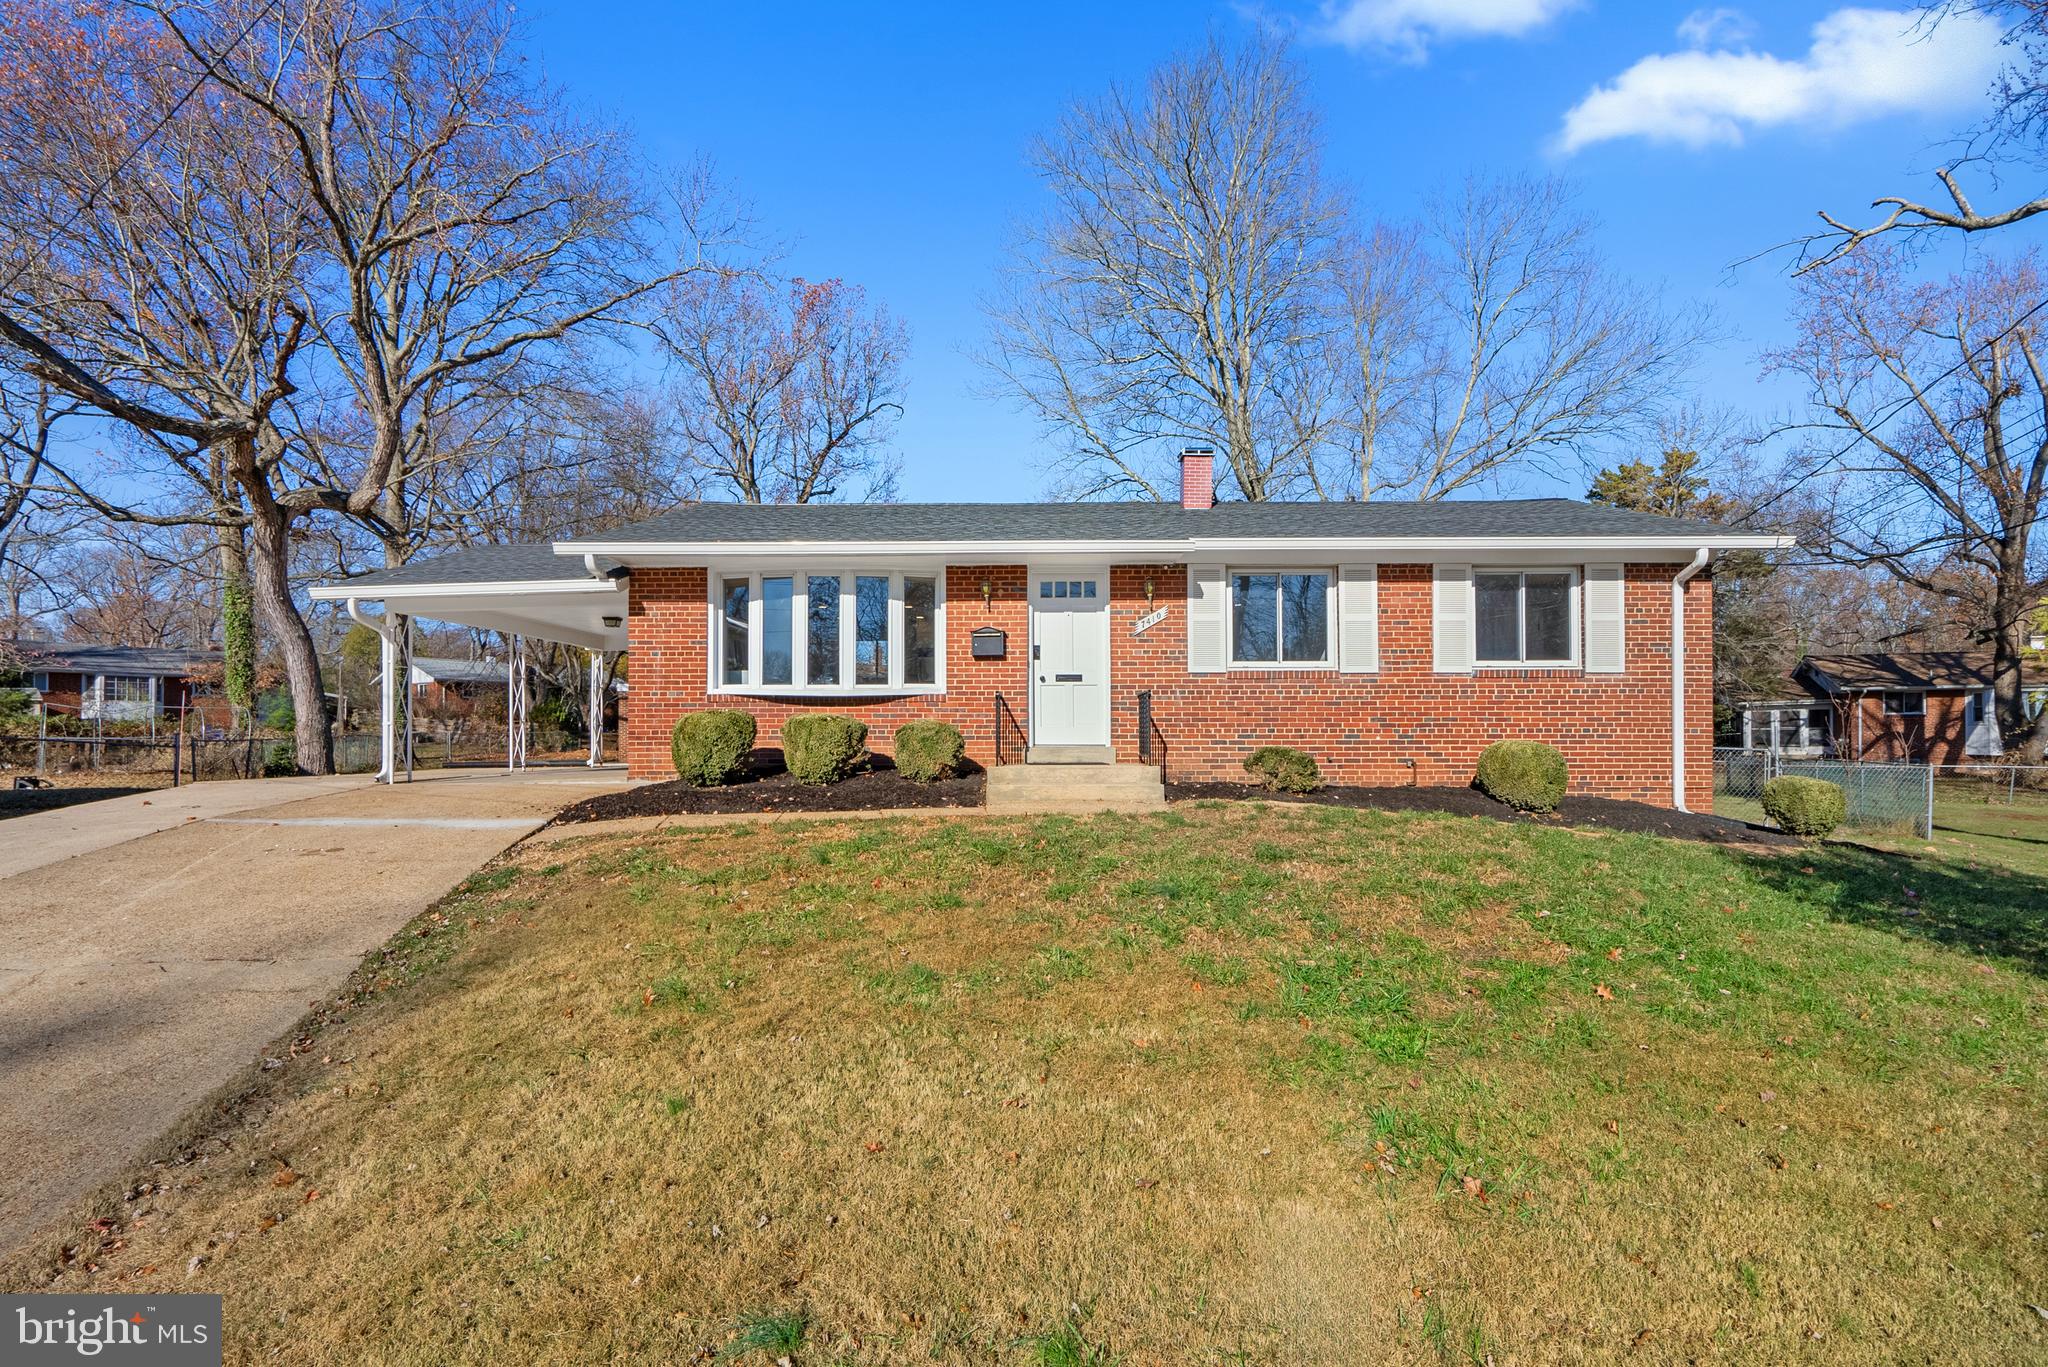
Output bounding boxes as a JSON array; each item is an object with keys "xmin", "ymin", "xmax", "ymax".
[
  {"xmin": 1030, "ymin": 570, "xmax": 1111, "ymax": 747},
  {"xmin": 1965, "ymin": 687, "xmax": 2002, "ymax": 757}
]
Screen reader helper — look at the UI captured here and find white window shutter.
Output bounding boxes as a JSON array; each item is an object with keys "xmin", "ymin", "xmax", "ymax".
[
  {"xmin": 1187, "ymin": 563, "xmax": 1226, "ymax": 673},
  {"xmin": 1584, "ymin": 563, "xmax": 1625, "ymax": 673},
  {"xmin": 1338, "ymin": 564, "xmax": 1379, "ymax": 673},
  {"xmin": 1432, "ymin": 564, "xmax": 1472, "ymax": 674}
]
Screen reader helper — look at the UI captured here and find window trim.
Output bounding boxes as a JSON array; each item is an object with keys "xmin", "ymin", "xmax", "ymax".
[
  {"xmin": 1224, "ymin": 567, "xmax": 1335, "ymax": 670},
  {"xmin": 708, "ymin": 567, "xmax": 946, "ymax": 697},
  {"xmin": 1471, "ymin": 567, "xmax": 1581, "ymax": 670},
  {"xmin": 1882, "ymin": 690, "xmax": 1925, "ymax": 717}
]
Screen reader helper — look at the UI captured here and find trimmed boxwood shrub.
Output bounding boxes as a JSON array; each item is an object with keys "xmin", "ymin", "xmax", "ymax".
[
  {"xmin": 1243, "ymin": 745, "xmax": 1322, "ymax": 793},
  {"xmin": 1760, "ymin": 774, "xmax": 1846, "ymax": 838},
  {"xmin": 1474, "ymin": 739, "xmax": 1569, "ymax": 813},
  {"xmin": 783, "ymin": 713, "xmax": 869, "ymax": 785},
  {"xmin": 671, "ymin": 708, "xmax": 757, "ymax": 786},
  {"xmin": 893, "ymin": 720, "xmax": 965, "ymax": 783}
]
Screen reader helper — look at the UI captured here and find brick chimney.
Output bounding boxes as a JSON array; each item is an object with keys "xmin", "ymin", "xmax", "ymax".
[{"xmin": 1179, "ymin": 447, "xmax": 1215, "ymax": 510}]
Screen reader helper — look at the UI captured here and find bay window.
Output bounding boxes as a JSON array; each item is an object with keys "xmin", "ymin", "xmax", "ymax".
[
  {"xmin": 715, "ymin": 570, "xmax": 944, "ymax": 693},
  {"xmin": 1474, "ymin": 570, "xmax": 1577, "ymax": 667},
  {"xmin": 1229, "ymin": 571, "xmax": 1330, "ymax": 666}
]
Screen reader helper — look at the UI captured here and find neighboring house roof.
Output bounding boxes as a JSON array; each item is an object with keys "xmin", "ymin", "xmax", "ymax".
[
  {"xmin": 411, "ymin": 657, "xmax": 507, "ymax": 687},
  {"xmin": 1798, "ymin": 651, "xmax": 2041, "ymax": 693},
  {"xmin": 4, "ymin": 639, "xmax": 221, "ymax": 678},
  {"xmin": 554, "ymin": 497, "xmax": 1769, "ymax": 552}
]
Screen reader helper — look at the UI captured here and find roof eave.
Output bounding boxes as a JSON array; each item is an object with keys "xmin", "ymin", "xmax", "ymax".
[
  {"xmin": 553, "ymin": 533, "xmax": 1791, "ymax": 560},
  {"xmin": 307, "ymin": 576, "xmax": 628, "ymax": 601}
]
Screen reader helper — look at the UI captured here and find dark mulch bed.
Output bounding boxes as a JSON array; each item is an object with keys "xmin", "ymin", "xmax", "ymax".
[
  {"xmin": 553, "ymin": 749, "xmax": 984, "ymax": 824},
  {"xmin": 1166, "ymin": 781, "xmax": 1799, "ymax": 847}
]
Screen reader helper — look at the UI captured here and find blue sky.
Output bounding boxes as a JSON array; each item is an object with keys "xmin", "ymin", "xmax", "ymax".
[{"xmin": 525, "ymin": 1, "xmax": 2026, "ymax": 502}]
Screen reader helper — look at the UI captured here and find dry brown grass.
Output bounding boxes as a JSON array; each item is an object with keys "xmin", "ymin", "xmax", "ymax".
[{"xmin": 6, "ymin": 804, "xmax": 2044, "ymax": 1364}]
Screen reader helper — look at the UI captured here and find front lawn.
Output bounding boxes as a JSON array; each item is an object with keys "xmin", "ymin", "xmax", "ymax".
[{"xmin": 10, "ymin": 805, "xmax": 2044, "ymax": 1363}]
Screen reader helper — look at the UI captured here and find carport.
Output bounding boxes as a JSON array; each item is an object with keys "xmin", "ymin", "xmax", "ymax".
[{"xmin": 308, "ymin": 545, "xmax": 629, "ymax": 782}]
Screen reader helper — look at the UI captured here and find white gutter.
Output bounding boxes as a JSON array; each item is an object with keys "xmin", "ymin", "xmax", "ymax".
[
  {"xmin": 1671, "ymin": 548, "xmax": 1710, "ymax": 811},
  {"xmin": 583, "ymin": 553, "xmax": 606, "ymax": 580},
  {"xmin": 308, "ymin": 577, "xmax": 625, "ymax": 601}
]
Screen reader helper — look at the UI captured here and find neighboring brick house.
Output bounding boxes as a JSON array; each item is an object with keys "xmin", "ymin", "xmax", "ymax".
[
  {"xmin": 313, "ymin": 453, "xmax": 1784, "ymax": 808},
  {"xmin": 1751, "ymin": 651, "xmax": 2046, "ymax": 764},
  {"xmin": 4, "ymin": 639, "xmax": 222, "ymax": 723},
  {"xmin": 399, "ymin": 657, "xmax": 508, "ymax": 720}
]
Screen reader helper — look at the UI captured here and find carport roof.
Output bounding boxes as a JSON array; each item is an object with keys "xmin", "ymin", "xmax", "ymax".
[
  {"xmin": 309, "ymin": 544, "xmax": 628, "ymax": 652},
  {"xmin": 316, "ymin": 543, "xmax": 622, "ymax": 591}
]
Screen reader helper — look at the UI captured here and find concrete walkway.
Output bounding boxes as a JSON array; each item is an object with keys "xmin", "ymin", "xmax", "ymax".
[{"xmin": 0, "ymin": 767, "xmax": 635, "ymax": 1255}]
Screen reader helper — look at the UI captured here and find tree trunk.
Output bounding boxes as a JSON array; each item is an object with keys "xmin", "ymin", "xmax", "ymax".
[
  {"xmin": 243, "ymin": 491, "xmax": 334, "ymax": 776},
  {"xmin": 1992, "ymin": 547, "xmax": 2042, "ymax": 762}
]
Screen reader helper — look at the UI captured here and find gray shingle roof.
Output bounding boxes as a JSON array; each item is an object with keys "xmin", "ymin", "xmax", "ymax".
[
  {"xmin": 5, "ymin": 639, "xmax": 221, "ymax": 676},
  {"xmin": 411, "ymin": 657, "xmax": 508, "ymax": 686},
  {"xmin": 566, "ymin": 498, "xmax": 1746, "ymax": 545},
  {"xmin": 319, "ymin": 544, "xmax": 623, "ymax": 592}
]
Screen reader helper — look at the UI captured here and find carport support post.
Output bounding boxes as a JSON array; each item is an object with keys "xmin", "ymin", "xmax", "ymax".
[
  {"xmin": 586, "ymin": 650, "xmax": 603, "ymax": 768},
  {"xmin": 378, "ymin": 618, "xmax": 397, "ymax": 785}
]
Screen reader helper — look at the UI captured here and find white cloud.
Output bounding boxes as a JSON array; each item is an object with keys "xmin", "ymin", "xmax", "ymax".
[
  {"xmin": 1676, "ymin": 7, "xmax": 1755, "ymax": 50},
  {"xmin": 1317, "ymin": 0, "xmax": 1580, "ymax": 62},
  {"xmin": 1556, "ymin": 7, "xmax": 2004, "ymax": 154}
]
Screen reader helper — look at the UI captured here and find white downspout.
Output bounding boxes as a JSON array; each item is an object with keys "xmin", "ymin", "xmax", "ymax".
[
  {"xmin": 1671, "ymin": 549, "xmax": 1710, "ymax": 811},
  {"xmin": 346, "ymin": 597, "xmax": 394, "ymax": 785}
]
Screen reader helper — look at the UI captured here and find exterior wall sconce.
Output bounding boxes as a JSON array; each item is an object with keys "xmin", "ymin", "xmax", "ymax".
[
  {"xmin": 1142, "ymin": 575, "xmax": 1156, "ymax": 607},
  {"xmin": 979, "ymin": 576, "xmax": 994, "ymax": 608},
  {"xmin": 601, "ymin": 615, "xmax": 623, "ymax": 629}
]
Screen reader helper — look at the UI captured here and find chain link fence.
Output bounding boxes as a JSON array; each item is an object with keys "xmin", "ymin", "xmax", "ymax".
[
  {"xmin": 1931, "ymin": 763, "xmax": 2048, "ymax": 808},
  {"xmin": 1714, "ymin": 748, "xmax": 1933, "ymax": 838}
]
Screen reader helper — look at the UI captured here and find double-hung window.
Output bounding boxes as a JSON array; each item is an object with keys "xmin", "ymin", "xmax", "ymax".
[
  {"xmin": 1474, "ymin": 570, "xmax": 1577, "ymax": 667},
  {"xmin": 1883, "ymin": 691, "xmax": 1924, "ymax": 717},
  {"xmin": 716, "ymin": 570, "xmax": 943, "ymax": 693},
  {"xmin": 1229, "ymin": 571, "xmax": 1330, "ymax": 666}
]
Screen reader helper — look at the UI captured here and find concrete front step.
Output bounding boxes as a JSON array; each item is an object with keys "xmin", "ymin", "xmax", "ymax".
[
  {"xmin": 1024, "ymin": 744, "xmax": 1117, "ymax": 764},
  {"xmin": 986, "ymin": 762, "xmax": 1166, "ymax": 812}
]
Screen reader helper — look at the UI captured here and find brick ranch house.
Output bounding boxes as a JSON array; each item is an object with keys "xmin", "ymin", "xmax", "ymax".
[
  {"xmin": 313, "ymin": 453, "xmax": 1786, "ymax": 808},
  {"xmin": 1728, "ymin": 651, "xmax": 2046, "ymax": 764},
  {"xmin": 3, "ymin": 639, "xmax": 223, "ymax": 724}
]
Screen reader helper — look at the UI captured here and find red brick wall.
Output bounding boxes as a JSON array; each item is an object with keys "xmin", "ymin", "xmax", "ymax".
[
  {"xmin": 1835, "ymin": 691, "xmax": 1975, "ymax": 764},
  {"xmin": 624, "ymin": 566, "xmax": 1032, "ymax": 777},
  {"xmin": 623, "ymin": 560, "xmax": 1715, "ymax": 808}
]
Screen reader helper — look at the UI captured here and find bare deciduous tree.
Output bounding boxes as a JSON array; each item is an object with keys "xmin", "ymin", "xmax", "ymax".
[
  {"xmin": 1765, "ymin": 245, "xmax": 2048, "ymax": 754},
  {"xmin": 1803, "ymin": 2, "xmax": 2048, "ymax": 269},
  {"xmin": 142, "ymin": 0, "xmax": 684, "ymax": 570},
  {"xmin": 1359, "ymin": 177, "xmax": 1706, "ymax": 501},
  {"xmin": 659, "ymin": 273, "xmax": 906, "ymax": 503},
  {"xmin": 982, "ymin": 39, "xmax": 1698, "ymax": 503},
  {"xmin": 981, "ymin": 34, "xmax": 1344, "ymax": 502}
]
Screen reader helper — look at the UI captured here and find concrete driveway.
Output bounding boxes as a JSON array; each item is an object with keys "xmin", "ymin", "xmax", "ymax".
[{"xmin": 0, "ymin": 767, "xmax": 634, "ymax": 1254}]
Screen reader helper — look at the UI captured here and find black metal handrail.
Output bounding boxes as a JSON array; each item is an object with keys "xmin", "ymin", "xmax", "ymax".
[
  {"xmin": 1136, "ymin": 689, "xmax": 1167, "ymax": 784},
  {"xmin": 993, "ymin": 692, "xmax": 1023, "ymax": 766}
]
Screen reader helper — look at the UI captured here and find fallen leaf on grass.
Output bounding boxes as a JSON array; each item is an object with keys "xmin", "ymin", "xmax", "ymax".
[
  {"xmin": 1594, "ymin": 983, "xmax": 1615, "ymax": 1001},
  {"xmin": 1606, "ymin": 947, "xmax": 1624, "ymax": 962},
  {"xmin": 301, "ymin": 1188, "xmax": 320, "ymax": 1204},
  {"xmin": 863, "ymin": 1142, "xmax": 885, "ymax": 1154},
  {"xmin": 1460, "ymin": 1176, "xmax": 1485, "ymax": 1199}
]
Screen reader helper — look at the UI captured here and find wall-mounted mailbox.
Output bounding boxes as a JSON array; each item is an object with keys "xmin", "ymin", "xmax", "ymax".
[{"xmin": 971, "ymin": 626, "xmax": 1007, "ymax": 659}]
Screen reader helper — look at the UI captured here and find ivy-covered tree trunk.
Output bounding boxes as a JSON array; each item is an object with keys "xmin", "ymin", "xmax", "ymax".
[{"xmin": 219, "ymin": 526, "xmax": 256, "ymax": 734}]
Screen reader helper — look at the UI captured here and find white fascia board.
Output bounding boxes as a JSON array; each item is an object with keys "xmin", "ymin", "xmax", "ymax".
[
  {"xmin": 308, "ymin": 577, "xmax": 627, "ymax": 602},
  {"xmin": 555, "ymin": 533, "xmax": 1790, "ymax": 563}
]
